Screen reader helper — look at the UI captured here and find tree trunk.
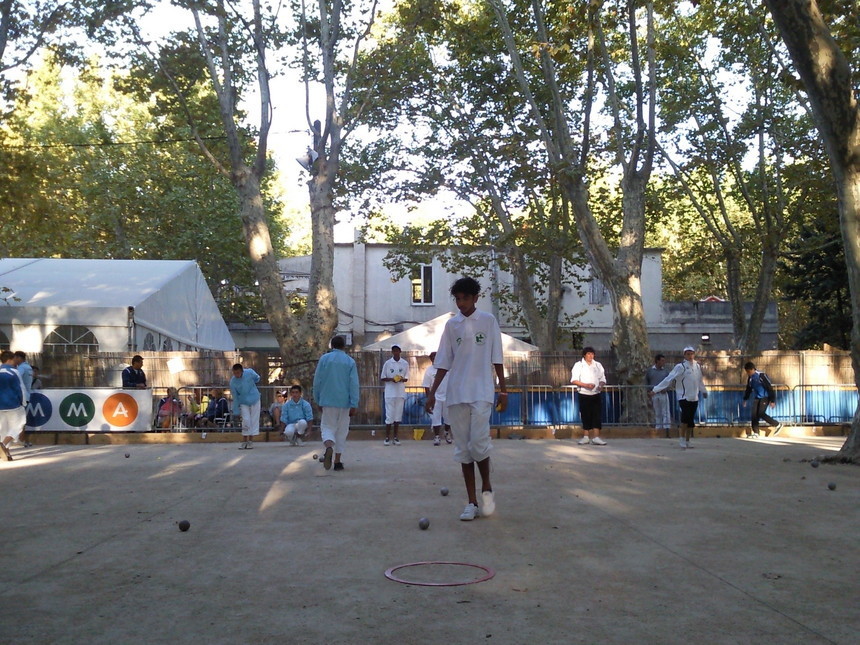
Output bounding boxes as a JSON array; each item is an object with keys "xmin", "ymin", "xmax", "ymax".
[
  {"xmin": 738, "ymin": 247, "xmax": 778, "ymax": 354},
  {"xmin": 765, "ymin": 0, "xmax": 860, "ymax": 460},
  {"xmin": 233, "ymin": 165, "xmax": 295, "ymax": 354},
  {"xmin": 562, "ymin": 172, "xmax": 652, "ymax": 424},
  {"xmin": 834, "ymin": 165, "xmax": 860, "ymax": 459},
  {"xmin": 507, "ymin": 245, "xmax": 559, "ymax": 351},
  {"xmin": 305, "ymin": 157, "xmax": 339, "ymax": 362}
]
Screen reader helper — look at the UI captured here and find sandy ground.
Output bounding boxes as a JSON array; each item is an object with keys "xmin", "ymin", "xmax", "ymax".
[{"xmin": 0, "ymin": 435, "xmax": 857, "ymax": 645}]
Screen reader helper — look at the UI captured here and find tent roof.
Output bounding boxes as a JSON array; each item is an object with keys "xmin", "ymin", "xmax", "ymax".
[
  {"xmin": 0, "ymin": 258, "xmax": 235, "ymax": 351},
  {"xmin": 363, "ymin": 312, "xmax": 539, "ymax": 354}
]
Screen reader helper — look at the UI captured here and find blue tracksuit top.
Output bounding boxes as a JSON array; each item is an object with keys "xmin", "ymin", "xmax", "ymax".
[
  {"xmin": 230, "ymin": 368, "xmax": 261, "ymax": 416},
  {"xmin": 0, "ymin": 364, "xmax": 25, "ymax": 410},
  {"xmin": 313, "ymin": 349, "xmax": 360, "ymax": 408}
]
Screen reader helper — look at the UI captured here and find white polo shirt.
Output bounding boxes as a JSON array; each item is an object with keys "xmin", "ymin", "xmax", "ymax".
[
  {"xmin": 434, "ymin": 309, "xmax": 503, "ymax": 406},
  {"xmin": 570, "ymin": 359, "xmax": 606, "ymax": 396},
  {"xmin": 381, "ymin": 357, "xmax": 409, "ymax": 398},
  {"xmin": 422, "ymin": 364, "xmax": 448, "ymax": 401}
]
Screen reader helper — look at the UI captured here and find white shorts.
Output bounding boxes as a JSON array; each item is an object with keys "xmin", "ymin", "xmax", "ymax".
[
  {"xmin": 384, "ymin": 397, "xmax": 405, "ymax": 424},
  {"xmin": 0, "ymin": 407, "xmax": 26, "ymax": 441},
  {"xmin": 284, "ymin": 418, "xmax": 308, "ymax": 438},
  {"xmin": 446, "ymin": 401, "xmax": 493, "ymax": 464},
  {"xmin": 239, "ymin": 400, "xmax": 261, "ymax": 436},
  {"xmin": 320, "ymin": 407, "xmax": 350, "ymax": 454},
  {"xmin": 430, "ymin": 398, "xmax": 448, "ymax": 427}
]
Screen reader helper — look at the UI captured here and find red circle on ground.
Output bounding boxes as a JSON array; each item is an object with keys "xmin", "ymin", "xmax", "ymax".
[{"xmin": 384, "ymin": 561, "xmax": 496, "ymax": 587}]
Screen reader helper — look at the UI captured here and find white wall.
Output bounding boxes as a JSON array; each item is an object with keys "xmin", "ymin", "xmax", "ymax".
[{"xmin": 328, "ymin": 242, "xmax": 665, "ymax": 347}]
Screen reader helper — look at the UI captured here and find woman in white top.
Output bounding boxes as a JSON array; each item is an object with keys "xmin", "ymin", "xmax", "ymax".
[{"xmin": 570, "ymin": 347, "xmax": 607, "ymax": 445}]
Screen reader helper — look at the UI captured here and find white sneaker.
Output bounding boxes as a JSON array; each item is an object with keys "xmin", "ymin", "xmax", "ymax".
[
  {"xmin": 679, "ymin": 438, "xmax": 687, "ymax": 449},
  {"xmin": 481, "ymin": 491, "xmax": 495, "ymax": 516},
  {"xmin": 393, "ymin": 438, "xmax": 401, "ymax": 446},
  {"xmin": 383, "ymin": 438, "xmax": 391, "ymax": 446},
  {"xmin": 433, "ymin": 436, "xmax": 441, "ymax": 446},
  {"xmin": 296, "ymin": 438, "xmax": 305, "ymax": 447},
  {"xmin": 591, "ymin": 437, "xmax": 606, "ymax": 446},
  {"xmin": 578, "ymin": 436, "xmax": 590, "ymax": 445},
  {"xmin": 459, "ymin": 503, "xmax": 479, "ymax": 521},
  {"xmin": 685, "ymin": 440, "xmax": 694, "ymax": 449}
]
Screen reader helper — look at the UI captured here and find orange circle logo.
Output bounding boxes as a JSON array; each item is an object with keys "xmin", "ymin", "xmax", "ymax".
[{"xmin": 103, "ymin": 393, "xmax": 140, "ymax": 427}]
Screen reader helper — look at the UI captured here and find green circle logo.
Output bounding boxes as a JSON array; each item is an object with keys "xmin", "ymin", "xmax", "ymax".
[{"xmin": 60, "ymin": 393, "xmax": 96, "ymax": 427}]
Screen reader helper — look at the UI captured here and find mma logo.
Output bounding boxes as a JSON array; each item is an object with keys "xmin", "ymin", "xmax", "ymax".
[{"xmin": 60, "ymin": 393, "xmax": 96, "ymax": 427}]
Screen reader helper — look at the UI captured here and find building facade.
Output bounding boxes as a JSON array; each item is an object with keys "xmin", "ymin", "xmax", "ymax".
[{"xmin": 227, "ymin": 239, "xmax": 778, "ymax": 353}]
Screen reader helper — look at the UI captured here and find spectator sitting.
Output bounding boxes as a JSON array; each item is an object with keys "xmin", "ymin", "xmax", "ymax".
[
  {"xmin": 157, "ymin": 387, "xmax": 183, "ymax": 429},
  {"xmin": 198, "ymin": 387, "xmax": 229, "ymax": 427},
  {"xmin": 270, "ymin": 391, "xmax": 286, "ymax": 438}
]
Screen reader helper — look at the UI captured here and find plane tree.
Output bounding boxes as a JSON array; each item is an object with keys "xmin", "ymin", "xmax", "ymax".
[{"xmin": 764, "ymin": 0, "xmax": 860, "ymax": 461}]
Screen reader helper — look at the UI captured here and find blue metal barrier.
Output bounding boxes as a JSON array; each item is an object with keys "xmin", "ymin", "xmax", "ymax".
[
  {"xmin": 796, "ymin": 385, "xmax": 857, "ymax": 424},
  {"xmin": 358, "ymin": 383, "xmax": 856, "ymax": 428}
]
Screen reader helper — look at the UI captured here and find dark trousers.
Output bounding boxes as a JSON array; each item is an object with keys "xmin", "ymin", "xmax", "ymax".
[
  {"xmin": 751, "ymin": 399, "xmax": 778, "ymax": 431},
  {"xmin": 577, "ymin": 392, "xmax": 602, "ymax": 430},
  {"xmin": 679, "ymin": 399, "xmax": 699, "ymax": 427}
]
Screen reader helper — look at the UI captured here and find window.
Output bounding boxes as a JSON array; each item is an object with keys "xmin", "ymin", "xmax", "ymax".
[
  {"xmin": 161, "ymin": 338, "xmax": 174, "ymax": 351},
  {"xmin": 43, "ymin": 325, "xmax": 99, "ymax": 353},
  {"xmin": 143, "ymin": 332, "xmax": 156, "ymax": 351},
  {"xmin": 0, "ymin": 329, "xmax": 9, "ymax": 350},
  {"xmin": 411, "ymin": 264, "xmax": 433, "ymax": 305},
  {"xmin": 589, "ymin": 271, "xmax": 610, "ymax": 305}
]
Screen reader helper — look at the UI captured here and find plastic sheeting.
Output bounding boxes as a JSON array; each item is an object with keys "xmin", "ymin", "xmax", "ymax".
[
  {"xmin": 0, "ymin": 258, "xmax": 235, "ymax": 351},
  {"xmin": 363, "ymin": 312, "xmax": 539, "ymax": 354}
]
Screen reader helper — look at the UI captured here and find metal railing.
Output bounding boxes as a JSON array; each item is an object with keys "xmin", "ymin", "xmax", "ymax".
[{"xmin": 148, "ymin": 382, "xmax": 858, "ymax": 431}]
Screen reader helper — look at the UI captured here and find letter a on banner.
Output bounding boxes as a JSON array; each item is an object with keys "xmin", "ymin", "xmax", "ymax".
[{"xmin": 104, "ymin": 393, "xmax": 139, "ymax": 428}]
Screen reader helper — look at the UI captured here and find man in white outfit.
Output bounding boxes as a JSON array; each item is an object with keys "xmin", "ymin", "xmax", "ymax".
[
  {"xmin": 422, "ymin": 351, "xmax": 452, "ymax": 446},
  {"xmin": 646, "ymin": 354, "xmax": 672, "ymax": 436},
  {"xmin": 381, "ymin": 345, "xmax": 409, "ymax": 445},
  {"xmin": 651, "ymin": 346, "xmax": 708, "ymax": 449}
]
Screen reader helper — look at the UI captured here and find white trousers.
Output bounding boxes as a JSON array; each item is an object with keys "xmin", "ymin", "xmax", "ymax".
[
  {"xmin": 239, "ymin": 400, "xmax": 261, "ymax": 436},
  {"xmin": 0, "ymin": 407, "xmax": 26, "ymax": 441},
  {"xmin": 430, "ymin": 398, "xmax": 448, "ymax": 427},
  {"xmin": 446, "ymin": 401, "xmax": 493, "ymax": 464},
  {"xmin": 652, "ymin": 392, "xmax": 671, "ymax": 429},
  {"xmin": 284, "ymin": 418, "xmax": 308, "ymax": 438},
  {"xmin": 320, "ymin": 407, "xmax": 350, "ymax": 454},
  {"xmin": 384, "ymin": 397, "xmax": 405, "ymax": 424}
]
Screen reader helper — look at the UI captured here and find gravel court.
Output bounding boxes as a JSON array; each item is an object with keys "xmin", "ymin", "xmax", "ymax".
[{"xmin": 0, "ymin": 436, "xmax": 856, "ymax": 644}]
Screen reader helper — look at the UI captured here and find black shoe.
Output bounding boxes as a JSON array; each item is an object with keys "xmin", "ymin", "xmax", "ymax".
[{"xmin": 333, "ymin": 462, "xmax": 344, "ymax": 471}]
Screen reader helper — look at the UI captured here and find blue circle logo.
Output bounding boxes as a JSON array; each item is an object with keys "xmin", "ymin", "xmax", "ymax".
[{"xmin": 26, "ymin": 391, "xmax": 53, "ymax": 427}]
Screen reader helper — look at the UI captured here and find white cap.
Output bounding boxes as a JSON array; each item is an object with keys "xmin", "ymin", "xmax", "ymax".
[{"xmin": 683, "ymin": 346, "xmax": 695, "ymax": 353}]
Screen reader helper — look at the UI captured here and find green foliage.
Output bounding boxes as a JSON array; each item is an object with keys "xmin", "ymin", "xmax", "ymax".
[
  {"xmin": 0, "ymin": 50, "xmax": 288, "ymax": 322},
  {"xmin": 779, "ymin": 219, "xmax": 850, "ymax": 350}
]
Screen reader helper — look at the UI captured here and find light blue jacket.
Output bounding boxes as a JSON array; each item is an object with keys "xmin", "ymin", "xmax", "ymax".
[
  {"xmin": 230, "ymin": 368, "xmax": 261, "ymax": 416},
  {"xmin": 283, "ymin": 397, "xmax": 313, "ymax": 423},
  {"xmin": 313, "ymin": 349, "xmax": 360, "ymax": 409},
  {"xmin": 17, "ymin": 361, "xmax": 33, "ymax": 403}
]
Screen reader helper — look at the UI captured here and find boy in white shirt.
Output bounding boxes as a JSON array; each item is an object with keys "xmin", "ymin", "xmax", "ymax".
[
  {"xmin": 425, "ymin": 278, "xmax": 507, "ymax": 521},
  {"xmin": 422, "ymin": 351, "xmax": 452, "ymax": 446},
  {"xmin": 380, "ymin": 345, "xmax": 409, "ymax": 445}
]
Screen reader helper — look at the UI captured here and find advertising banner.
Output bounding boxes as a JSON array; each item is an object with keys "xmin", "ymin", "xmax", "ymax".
[{"xmin": 26, "ymin": 389, "xmax": 154, "ymax": 432}]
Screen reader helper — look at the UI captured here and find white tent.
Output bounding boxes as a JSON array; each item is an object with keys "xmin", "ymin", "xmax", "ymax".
[
  {"xmin": 0, "ymin": 258, "xmax": 235, "ymax": 352},
  {"xmin": 363, "ymin": 312, "xmax": 539, "ymax": 354}
]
